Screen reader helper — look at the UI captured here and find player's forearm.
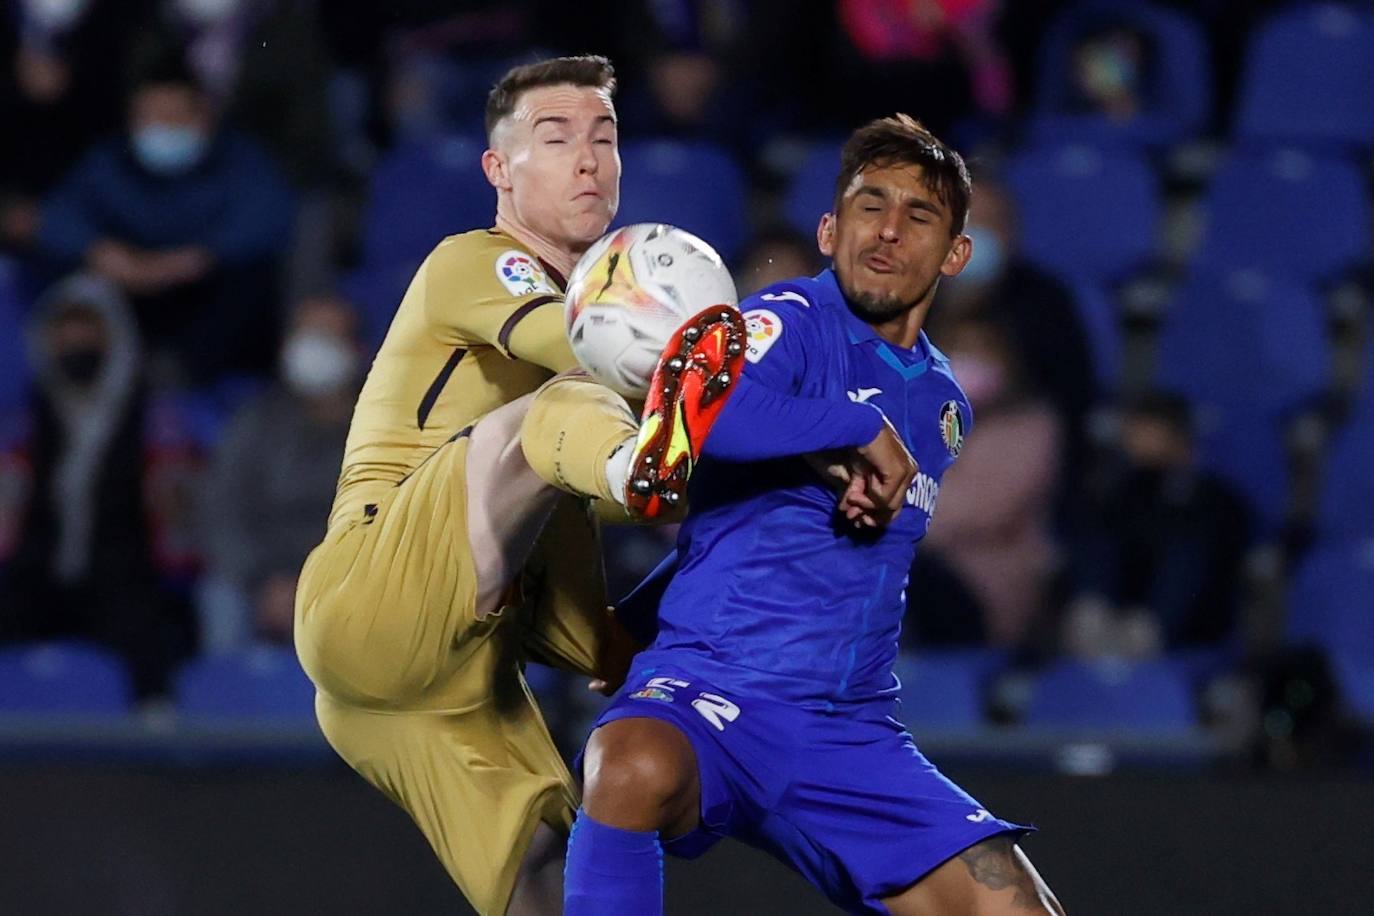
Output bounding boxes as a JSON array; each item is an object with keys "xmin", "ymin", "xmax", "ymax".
[{"xmin": 702, "ymin": 375, "xmax": 885, "ymax": 461}]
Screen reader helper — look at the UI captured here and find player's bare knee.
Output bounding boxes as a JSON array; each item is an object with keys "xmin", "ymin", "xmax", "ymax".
[{"xmin": 583, "ymin": 719, "xmax": 697, "ymax": 830}]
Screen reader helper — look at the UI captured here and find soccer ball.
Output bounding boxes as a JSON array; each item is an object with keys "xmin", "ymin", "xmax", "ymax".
[{"xmin": 565, "ymin": 223, "xmax": 738, "ymax": 397}]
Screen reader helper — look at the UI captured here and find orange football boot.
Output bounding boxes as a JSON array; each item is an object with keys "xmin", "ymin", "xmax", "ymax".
[{"xmin": 625, "ymin": 305, "xmax": 748, "ymax": 518}]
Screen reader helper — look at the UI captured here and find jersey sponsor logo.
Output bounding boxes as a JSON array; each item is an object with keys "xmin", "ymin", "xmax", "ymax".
[
  {"xmin": 691, "ymin": 692, "xmax": 740, "ymax": 731},
  {"xmin": 743, "ymin": 309, "xmax": 782, "ymax": 363},
  {"xmin": 759, "ymin": 290, "xmax": 811, "ymax": 308},
  {"xmin": 939, "ymin": 400, "xmax": 965, "ymax": 457},
  {"xmin": 495, "ymin": 250, "xmax": 558, "ymax": 296},
  {"xmin": 966, "ymin": 809, "xmax": 994, "ymax": 823},
  {"xmin": 847, "ymin": 387, "xmax": 882, "ymax": 404},
  {"xmin": 906, "ymin": 472, "xmax": 939, "ymax": 515}
]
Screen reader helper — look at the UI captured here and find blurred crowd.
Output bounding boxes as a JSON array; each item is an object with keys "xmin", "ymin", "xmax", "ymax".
[{"xmin": 0, "ymin": 0, "xmax": 1370, "ymax": 769}]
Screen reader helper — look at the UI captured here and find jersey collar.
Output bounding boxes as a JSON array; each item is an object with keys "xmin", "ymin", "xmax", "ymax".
[{"xmin": 817, "ymin": 267, "xmax": 933, "ymax": 374}]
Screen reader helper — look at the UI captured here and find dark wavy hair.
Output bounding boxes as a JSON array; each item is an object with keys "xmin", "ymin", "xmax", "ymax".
[{"xmin": 833, "ymin": 114, "xmax": 972, "ymax": 236}]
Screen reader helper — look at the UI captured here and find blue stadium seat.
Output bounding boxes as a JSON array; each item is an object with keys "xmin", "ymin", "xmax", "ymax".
[
  {"xmin": 0, "ymin": 642, "xmax": 133, "ymax": 714},
  {"xmin": 893, "ymin": 649, "xmax": 1007, "ymax": 732},
  {"xmin": 781, "ymin": 141, "xmax": 843, "ymax": 239},
  {"xmin": 1024, "ymin": 658, "xmax": 1196, "ymax": 731},
  {"xmin": 1030, "ymin": 1, "xmax": 1212, "ymax": 148},
  {"xmin": 1155, "ymin": 271, "xmax": 1330, "ymax": 537},
  {"xmin": 1004, "ymin": 143, "xmax": 1161, "ymax": 285},
  {"xmin": 0, "ymin": 257, "xmax": 29, "ymax": 414},
  {"xmin": 340, "ymin": 260, "xmax": 421, "ymax": 350},
  {"xmin": 360, "ymin": 134, "xmax": 492, "ymax": 270},
  {"xmin": 1195, "ymin": 148, "xmax": 1370, "ymax": 284},
  {"xmin": 1235, "ymin": 4, "xmax": 1374, "ymax": 150},
  {"xmin": 1331, "ymin": 653, "xmax": 1374, "ymax": 724},
  {"xmin": 1286, "ymin": 539, "xmax": 1374, "ymax": 722},
  {"xmin": 615, "ymin": 140, "xmax": 748, "ymax": 263},
  {"xmin": 174, "ymin": 646, "xmax": 317, "ymax": 720},
  {"xmin": 1064, "ymin": 277, "xmax": 1123, "ymax": 389},
  {"xmin": 1316, "ymin": 408, "xmax": 1374, "ymax": 541}
]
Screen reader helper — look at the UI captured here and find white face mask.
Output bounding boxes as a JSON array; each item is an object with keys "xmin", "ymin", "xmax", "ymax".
[
  {"xmin": 132, "ymin": 124, "xmax": 209, "ymax": 175},
  {"xmin": 22, "ymin": 0, "xmax": 90, "ymax": 32},
  {"xmin": 282, "ymin": 332, "xmax": 358, "ymax": 398},
  {"xmin": 959, "ymin": 224, "xmax": 1007, "ymax": 284}
]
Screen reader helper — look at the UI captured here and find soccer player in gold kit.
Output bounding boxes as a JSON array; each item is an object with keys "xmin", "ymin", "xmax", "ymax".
[{"xmin": 295, "ymin": 56, "xmax": 663, "ymax": 915}]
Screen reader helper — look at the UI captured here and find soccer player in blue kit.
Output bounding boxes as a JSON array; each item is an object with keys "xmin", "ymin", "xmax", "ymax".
[{"xmin": 563, "ymin": 115, "xmax": 1066, "ymax": 915}]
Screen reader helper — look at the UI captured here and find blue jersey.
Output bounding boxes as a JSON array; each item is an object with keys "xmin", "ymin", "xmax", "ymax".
[{"xmin": 631, "ymin": 269, "xmax": 973, "ymax": 708}]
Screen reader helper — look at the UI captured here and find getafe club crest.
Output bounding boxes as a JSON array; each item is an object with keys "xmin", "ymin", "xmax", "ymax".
[
  {"xmin": 495, "ymin": 250, "xmax": 557, "ymax": 296},
  {"xmin": 939, "ymin": 400, "xmax": 964, "ymax": 457}
]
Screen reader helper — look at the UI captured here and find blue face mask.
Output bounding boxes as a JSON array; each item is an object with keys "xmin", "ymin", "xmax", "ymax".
[
  {"xmin": 132, "ymin": 124, "xmax": 208, "ymax": 175},
  {"xmin": 960, "ymin": 225, "xmax": 1007, "ymax": 284}
]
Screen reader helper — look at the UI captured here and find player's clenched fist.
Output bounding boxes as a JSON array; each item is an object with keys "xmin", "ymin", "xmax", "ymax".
[
  {"xmin": 807, "ymin": 418, "xmax": 919, "ymax": 529},
  {"xmin": 853, "ymin": 418, "xmax": 919, "ymax": 526}
]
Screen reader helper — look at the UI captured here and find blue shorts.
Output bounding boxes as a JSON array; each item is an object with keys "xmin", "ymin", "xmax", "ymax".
[{"xmin": 581, "ymin": 663, "xmax": 1031, "ymax": 915}]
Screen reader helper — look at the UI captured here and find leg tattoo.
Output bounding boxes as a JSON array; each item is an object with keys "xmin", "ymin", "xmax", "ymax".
[{"xmin": 958, "ymin": 837, "xmax": 1044, "ymax": 910}]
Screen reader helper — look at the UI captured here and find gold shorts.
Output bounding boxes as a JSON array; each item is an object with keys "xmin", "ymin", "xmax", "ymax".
[{"xmin": 295, "ymin": 433, "xmax": 625, "ymax": 915}]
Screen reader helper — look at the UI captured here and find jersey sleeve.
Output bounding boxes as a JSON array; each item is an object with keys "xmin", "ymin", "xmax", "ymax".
[
  {"xmin": 422, "ymin": 234, "xmax": 580, "ymax": 374},
  {"xmin": 737, "ymin": 293, "xmax": 816, "ymax": 394},
  {"xmin": 702, "ymin": 290, "xmax": 885, "ymax": 460}
]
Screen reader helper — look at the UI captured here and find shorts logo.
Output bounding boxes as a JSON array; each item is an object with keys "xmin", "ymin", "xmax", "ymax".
[
  {"xmin": 495, "ymin": 250, "xmax": 557, "ymax": 296},
  {"xmin": 966, "ymin": 809, "xmax": 993, "ymax": 823},
  {"xmin": 630, "ymin": 687, "xmax": 674, "ymax": 702},
  {"xmin": 939, "ymin": 400, "xmax": 964, "ymax": 457},
  {"xmin": 743, "ymin": 309, "xmax": 782, "ymax": 363},
  {"xmin": 631, "ymin": 676, "xmax": 691, "ymax": 703},
  {"xmin": 691, "ymin": 692, "xmax": 740, "ymax": 731},
  {"xmin": 759, "ymin": 290, "xmax": 810, "ymax": 308}
]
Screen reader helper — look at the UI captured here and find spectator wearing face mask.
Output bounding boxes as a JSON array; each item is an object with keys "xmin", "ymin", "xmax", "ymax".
[
  {"xmin": 198, "ymin": 294, "xmax": 360, "ymax": 651},
  {"xmin": 134, "ymin": 0, "xmax": 336, "ymax": 299},
  {"xmin": 917, "ymin": 316, "xmax": 1065, "ymax": 650},
  {"xmin": 932, "ymin": 176, "xmax": 1095, "ymax": 526},
  {"xmin": 36, "ymin": 50, "xmax": 294, "ymax": 386},
  {"xmin": 1063, "ymin": 392, "xmax": 1251, "ymax": 659},
  {"xmin": 0, "ymin": 272, "xmax": 193, "ymax": 698}
]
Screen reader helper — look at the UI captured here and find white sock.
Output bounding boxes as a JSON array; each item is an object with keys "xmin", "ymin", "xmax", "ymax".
[{"xmin": 603, "ymin": 437, "xmax": 635, "ymax": 506}]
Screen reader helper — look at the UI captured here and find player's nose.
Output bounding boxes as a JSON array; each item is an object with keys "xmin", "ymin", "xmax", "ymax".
[{"xmin": 575, "ymin": 138, "xmax": 598, "ymax": 175}]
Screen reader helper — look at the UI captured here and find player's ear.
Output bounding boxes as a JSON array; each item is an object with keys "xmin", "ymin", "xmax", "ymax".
[
  {"xmin": 482, "ymin": 148, "xmax": 512, "ymax": 192},
  {"xmin": 941, "ymin": 232, "xmax": 972, "ymax": 278},
  {"xmin": 817, "ymin": 213, "xmax": 836, "ymax": 257}
]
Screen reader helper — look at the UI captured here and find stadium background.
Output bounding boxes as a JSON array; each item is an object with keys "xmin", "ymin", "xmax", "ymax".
[{"xmin": 1, "ymin": 1, "xmax": 1372, "ymax": 913}]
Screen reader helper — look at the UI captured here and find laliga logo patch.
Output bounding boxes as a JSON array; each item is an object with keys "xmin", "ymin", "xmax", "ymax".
[
  {"xmin": 939, "ymin": 400, "xmax": 964, "ymax": 457},
  {"xmin": 495, "ymin": 250, "xmax": 557, "ymax": 296},
  {"xmin": 629, "ymin": 687, "xmax": 674, "ymax": 703},
  {"xmin": 743, "ymin": 308, "xmax": 782, "ymax": 363}
]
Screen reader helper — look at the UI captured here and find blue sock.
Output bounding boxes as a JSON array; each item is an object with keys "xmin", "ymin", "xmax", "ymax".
[{"xmin": 564, "ymin": 807, "xmax": 664, "ymax": 916}]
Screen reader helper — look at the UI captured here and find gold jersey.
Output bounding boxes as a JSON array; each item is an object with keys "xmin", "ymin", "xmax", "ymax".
[{"xmin": 330, "ymin": 228, "xmax": 580, "ymax": 528}]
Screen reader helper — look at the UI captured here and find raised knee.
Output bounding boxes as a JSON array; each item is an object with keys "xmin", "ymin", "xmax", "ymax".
[{"xmin": 584, "ymin": 721, "xmax": 697, "ymax": 826}]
